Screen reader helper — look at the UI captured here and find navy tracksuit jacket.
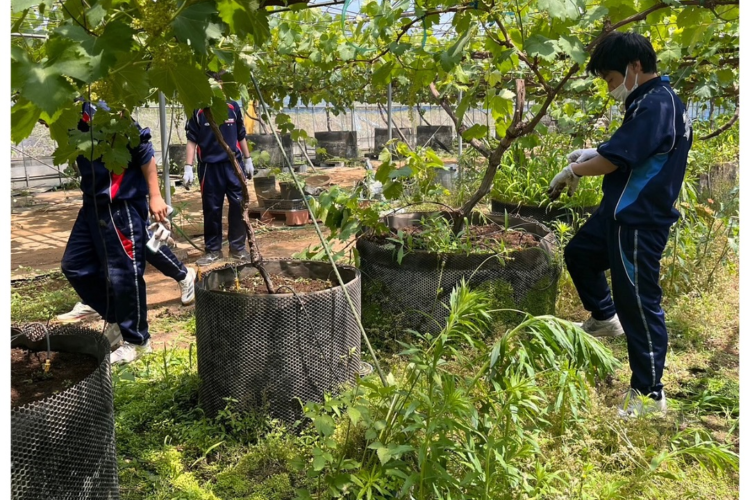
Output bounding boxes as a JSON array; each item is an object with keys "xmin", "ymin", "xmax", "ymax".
[
  {"xmin": 186, "ymin": 101, "xmax": 247, "ymax": 254},
  {"xmin": 61, "ymin": 102, "xmax": 157, "ymax": 345},
  {"xmin": 564, "ymin": 77, "xmax": 692, "ymax": 397}
]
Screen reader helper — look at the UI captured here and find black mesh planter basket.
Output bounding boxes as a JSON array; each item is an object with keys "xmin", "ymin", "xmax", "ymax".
[
  {"xmin": 357, "ymin": 213, "xmax": 561, "ymax": 335},
  {"xmin": 11, "ymin": 324, "xmax": 118, "ymax": 500},
  {"xmin": 490, "ymin": 199, "xmax": 598, "ymax": 225},
  {"xmin": 195, "ymin": 260, "xmax": 361, "ymax": 425}
]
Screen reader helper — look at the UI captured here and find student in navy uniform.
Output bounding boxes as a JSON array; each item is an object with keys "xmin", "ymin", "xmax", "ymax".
[
  {"xmin": 61, "ymin": 102, "xmax": 170, "ymax": 364},
  {"xmin": 183, "ymin": 73, "xmax": 254, "ymax": 266},
  {"xmin": 548, "ymin": 32, "xmax": 692, "ymax": 418},
  {"xmin": 57, "ymin": 240, "xmax": 197, "ymax": 324}
]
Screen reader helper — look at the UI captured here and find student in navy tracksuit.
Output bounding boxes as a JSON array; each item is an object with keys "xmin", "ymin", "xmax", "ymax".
[
  {"xmin": 183, "ymin": 85, "xmax": 254, "ymax": 266},
  {"xmin": 548, "ymin": 32, "xmax": 692, "ymax": 418},
  {"xmin": 57, "ymin": 232, "xmax": 196, "ymax": 324},
  {"xmin": 61, "ymin": 102, "xmax": 170, "ymax": 364}
]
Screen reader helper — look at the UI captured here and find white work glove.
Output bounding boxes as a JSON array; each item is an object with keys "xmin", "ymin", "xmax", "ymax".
[
  {"xmin": 183, "ymin": 165, "xmax": 194, "ymax": 189},
  {"xmin": 146, "ymin": 206, "xmax": 174, "ymax": 252},
  {"xmin": 243, "ymin": 157, "xmax": 254, "ymax": 178},
  {"xmin": 547, "ymin": 164, "xmax": 581, "ymax": 201},
  {"xmin": 147, "ymin": 223, "xmax": 171, "ymax": 252},
  {"xmin": 567, "ymin": 148, "xmax": 599, "ymax": 164}
]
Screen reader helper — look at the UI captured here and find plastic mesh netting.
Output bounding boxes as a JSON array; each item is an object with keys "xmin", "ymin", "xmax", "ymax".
[
  {"xmin": 490, "ymin": 199, "xmax": 598, "ymax": 225},
  {"xmin": 195, "ymin": 260, "xmax": 361, "ymax": 425},
  {"xmin": 11, "ymin": 325, "xmax": 118, "ymax": 500},
  {"xmin": 357, "ymin": 213, "xmax": 561, "ymax": 334}
]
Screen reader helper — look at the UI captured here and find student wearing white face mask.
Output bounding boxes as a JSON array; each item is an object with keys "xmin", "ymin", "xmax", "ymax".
[{"xmin": 547, "ymin": 32, "xmax": 693, "ymax": 419}]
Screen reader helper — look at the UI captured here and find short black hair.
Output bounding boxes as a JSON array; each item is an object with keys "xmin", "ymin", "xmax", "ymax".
[
  {"xmin": 206, "ymin": 69, "xmax": 227, "ymax": 81},
  {"xmin": 586, "ymin": 31, "xmax": 658, "ymax": 77}
]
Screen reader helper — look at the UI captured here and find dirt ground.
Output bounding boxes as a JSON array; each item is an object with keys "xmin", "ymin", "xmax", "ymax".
[{"xmin": 11, "ymin": 166, "xmax": 366, "ymax": 349}]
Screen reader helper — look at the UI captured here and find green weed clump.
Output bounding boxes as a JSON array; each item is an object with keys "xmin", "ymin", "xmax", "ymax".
[
  {"xmin": 490, "ymin": 134, "xmax": 603, "ymax": 210},
  {"xmin": 11, "ymin": 272, "xmax": 79, "ymax": 323},
  {"xmin": 113, "ymin": 348, "xmax": 311, "ymax": 500}
]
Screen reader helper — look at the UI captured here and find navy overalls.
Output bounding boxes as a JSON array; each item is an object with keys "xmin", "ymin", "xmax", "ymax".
[
  {"xmin": 564, "ymin": 77, "xmax": 692, "ymax": 397},
  {"xmin": 61, "ymin": 103, "xmax": 155, "ymax": 346},
  {"xmin": 185, "ymin": 101, "xmax": 247, "ymax": 254}
]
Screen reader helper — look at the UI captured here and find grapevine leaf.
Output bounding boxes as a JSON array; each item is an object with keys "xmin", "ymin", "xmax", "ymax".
[
  {"xmin": 150, "ymin": 61, "xmax": 213, "ymax": 113},
  {"xmin": 557, "ymin": 35, "xmax": 586, "ymax": 65},
  {"xmin": 217, "ymin": 0, "xmax": 270, "ymax": 45},
  {"xmin": 10, "ymin": 98, "xmax": 42, "ymax": 144},
  {"xmin": 440, "ymin": 27, "xmax": 474, "ymax": 72},
  {"xmin": 21, "ymin": 66, "xmax": 77, "ymax": 116},
  {"xmin": 110, "ymin": 55, "xmax": 151, "ymax": 109},
  {"xmin": 372, "ymin": 61, "xmax": 395, "ymax": 85},
  {"xmin": 172, "ymin": 2, "xmax": 218, "ymax": 55},
  {"xmin": 524, "ymin": 35, "xmax": 558, "ymax": 62},
  {"xmin": 538, "ymin": 0, "xmax": 583, "ymax": 21},
  {"xmin": 461, "ymin": 124, "xmax": 488, "ymax": 141},
  {"xmin": 10, "ymin": 45, "xmax": 33, "ymax": 92},
  {"xmin": 11, "ymin": 0, "xmax": 37, "ymax": 13},
  {"xmin": 45, "ymin": 36, "xmax": 95, "ymax": 82},
  {"xmin": 581, "ymin": 5, "xmax": 608, "ymax": 24}
]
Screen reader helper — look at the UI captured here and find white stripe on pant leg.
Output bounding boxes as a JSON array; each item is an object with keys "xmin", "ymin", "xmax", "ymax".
[
  {"xmin": 124, "ymin": 201, "xmax": 142, "ymax": 338},
  {"xmin": 633, "ymin": 229, "xmax": 657, "ymax": 389},
  {"xmin": 157, "ymin": 248, "xmax": 183, "ymax": 273}
]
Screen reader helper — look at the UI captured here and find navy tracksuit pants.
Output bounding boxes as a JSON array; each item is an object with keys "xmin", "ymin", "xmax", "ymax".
[
  {"xmin": 62, "ymin": 200, "xmax": 150, "ymax": 345},
  {"xmin": 564, "ymin": 210, "xmax": 670, "ymax": 396},
  {"xmin": 197, "ymin": 161, "xmax": 246, "ymax": 254}
]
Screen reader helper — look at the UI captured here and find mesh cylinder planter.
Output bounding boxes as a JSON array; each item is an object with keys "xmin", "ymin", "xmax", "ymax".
[
  {"xmin": 248, "ymin": 133, "xmax": 294, "ymax": 168},
  {"xmin": 11, "ymin": 325, "xmax": 118, "ymax": 500},
  {"xmin": 490, "ymin": 199, "xmax": 599, "ymax": 225},
  {"xmin": 416, "ymin": 125, "xmax": 453, "ymax": 151},
  {"xmin": 314, "ymin": 131, "xmax": 359, "ymax": 159},
  {"xmin": 357, "ymin": 213, "xmax": 560, "ymax": 335},
  {"xmin": 195, "ymin": 260, "xmax": 361, "ymax": 425},
  {"xmin": 374, "ymin": 128, "xmax": 414, "ymax": 153}
]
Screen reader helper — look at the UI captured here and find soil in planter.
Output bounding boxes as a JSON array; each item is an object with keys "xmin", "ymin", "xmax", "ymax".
[
  {"xmin": 11, "ymin": 348, "xmax": 99, "ymax": 408},
  {"xmin": 370, "ymin": 223, "xmax": 540, "ymax": 254},
  {"xmin": 219, "ymin": 274, "xmax": 334, "ymax": 295}
]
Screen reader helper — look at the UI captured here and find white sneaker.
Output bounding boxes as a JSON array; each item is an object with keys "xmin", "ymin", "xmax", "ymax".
[
  {"xmin": 110, "ymin": 339, "xmax": 152, "ymax": 365},
  {"xmin": 57, "ymin": 302, "xmax": 101, "ymax": 323},
  {"xmin": 618, "ymin": 388, "xmax": 667, "ymax": 419},
  {"xmin": 574, "ymin": 314, "xmax": 625, "ymax": 337},
  {"xmin": 178, "ymin": 268, "xmax": 197, "ymax": 305},
  {"xmin": 103, "ymin": 323, "xmax": 124, "ymax": 348}
]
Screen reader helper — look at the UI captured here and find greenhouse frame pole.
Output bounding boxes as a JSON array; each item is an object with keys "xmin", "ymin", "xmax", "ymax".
[
  {"xmin": 387, "ymin": 83, "xmax": 393, "ymax": 142},
  {"xmin": 457, "ymin": 90, "xmax": 463, "ymax": 157},
  {"xmin": 159, "ymin": 92, "xmax": 171, "ymax": 208}
]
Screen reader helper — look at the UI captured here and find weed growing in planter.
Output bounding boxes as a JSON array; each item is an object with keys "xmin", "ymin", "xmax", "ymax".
[
  {"xmin": 381, "ymin": 214, "xmax": 538, "ymax": 263},
  {"xmin": 490, "ymin": 139, "xmax": 602, "ymax": 210}
]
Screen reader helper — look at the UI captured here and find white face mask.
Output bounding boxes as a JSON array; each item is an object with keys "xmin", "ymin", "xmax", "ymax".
[{"xmin": 609, "ymin": 66, "xmax": 639, "ymax": 103}]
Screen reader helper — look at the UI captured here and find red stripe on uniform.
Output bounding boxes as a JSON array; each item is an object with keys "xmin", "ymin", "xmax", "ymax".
[
  {"xmin": 115, "ymin": 226, "xmax": 134, "ymax": 260},
  {"xmin": 110, "ymin": 172, "xmax": 124, "ymax": 201}
]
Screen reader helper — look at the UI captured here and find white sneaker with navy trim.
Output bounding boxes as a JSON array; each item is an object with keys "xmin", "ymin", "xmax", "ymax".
[
  {"xmin": 103, "ymin": 323, "xmax": 123, "ymax": 348},
  {"xmin": 618, "ymin": 388, "xmax": 667, "ymax": 418},
  {"xmin": 110, "ymin": 339, "xmax": 152, "ymax": 365},
  {"xmin": 574, "ymin": 314, "xmax": 625, "ymax": 337},
  {"xmin": 179, "ymin": 268, "xmax": 196, "ymax": 305},
  {"xmin": 57, "ymin": 302, "xmax": 101, "ymax": 323}
]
